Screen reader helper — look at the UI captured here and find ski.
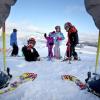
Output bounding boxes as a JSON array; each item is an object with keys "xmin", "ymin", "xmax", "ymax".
[
  {"xmin": 0, "ymin": 72, "xmax": 37, "ymax": 94},
  {"xmin": 61, "ymin": 75, "xmax": 87, "ymax": 90},
  {"xmin": 62, "ymin": 74, "xmax": 100, "ymax": 97},
  {"xmin": 61, "ymin": 57, "xmax": 81, "ymax": 62}
]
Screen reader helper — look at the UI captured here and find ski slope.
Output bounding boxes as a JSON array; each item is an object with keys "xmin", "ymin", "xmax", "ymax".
[{"xmin": 0, "ymin": 36, "xmax": 100, "ymax": 100}]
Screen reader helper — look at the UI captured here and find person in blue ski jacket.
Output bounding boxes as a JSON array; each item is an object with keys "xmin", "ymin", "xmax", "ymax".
[
  {"xmin": 10, "ymin": 29, "xmax": 19, "ymax": 56},
  {"xmin": 51, "ymin": 26, "xmax": 65, "ymax": 59}
]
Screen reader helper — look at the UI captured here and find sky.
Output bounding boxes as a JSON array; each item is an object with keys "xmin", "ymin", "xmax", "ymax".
[{"xmin": 6, "ymin": 0, "xmax": 99, "ymax": 40}]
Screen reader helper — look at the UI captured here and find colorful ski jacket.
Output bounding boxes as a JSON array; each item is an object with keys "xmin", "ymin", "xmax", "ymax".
[
  {"xmin": 51, "ymin": 32, "xmax": 65, "ymax": 46},
  {"xmin": 10, "ymin": 32, "xmax": 17, "ymax": 46}
]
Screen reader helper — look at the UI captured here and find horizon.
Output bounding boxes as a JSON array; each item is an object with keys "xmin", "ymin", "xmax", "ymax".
[{"xmin": 0, "ymin": 0, "xmax": 99, "ymax": 41}]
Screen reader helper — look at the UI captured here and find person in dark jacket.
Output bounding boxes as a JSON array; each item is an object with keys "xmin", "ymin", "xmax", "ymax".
[
  {"xmin": 85, "ymin": 0, "xmax": 100, "ymax": 95},
  {"xmin": 22, "ymin": 37, "xmax": 40, "ymax": 61},
  {"xmin": 64, "ymin": 22, "xmax": 79, "ymax": 60},
  {"xmin": 10, "ymin": 29, "xmax": 19, "ymax": 56}
]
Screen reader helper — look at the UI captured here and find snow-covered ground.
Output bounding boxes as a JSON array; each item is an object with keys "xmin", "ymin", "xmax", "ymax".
[{"xmin": 0, "ymin": 35, "xmax": 100, "ymax": 100}]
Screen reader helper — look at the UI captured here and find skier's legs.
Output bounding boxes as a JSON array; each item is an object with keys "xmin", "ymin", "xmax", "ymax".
[
  {"xmin": 14, "ymin": 45, "xmax": 19, "ymax": 56},
  {"xmin": 56, "ymin": 45, "xmax": 59, "ymax": 58},
  {"xmin": 12, "ymin": 44, "xmax": 19, "ymax": 56},
  {"xmin": 11, "ymin": 44, "xmax": 15, "ymax": 56},
  {"xmin": 71, "ymin": 45, "xmax": 78, "ymax": 59},
  {"xmin": 66, "ymin": 46, "xmax": 71, "ymax": 58},
  {"xmin": 54, "ymin": 44, "xmax": 60, "ymax": 59},
  {"xmin": 48, "ymin": 47, "xmax": 50, "ymax": 57},
  {"xmin": 54, "ymin": 44, "xmax": 57, "ymax": 57},
  {"xmin": 49, "ymin": 46, "xmax": 53, "ymax": 58}
]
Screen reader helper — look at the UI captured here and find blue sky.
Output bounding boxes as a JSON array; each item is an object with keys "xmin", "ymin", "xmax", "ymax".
[{"xmin": 7, "ymin": 0, "xmax": 98, "ymax": 39}]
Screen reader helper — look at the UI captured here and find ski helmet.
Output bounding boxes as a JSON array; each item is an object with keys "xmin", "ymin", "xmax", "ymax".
[{"xmin": 64, "ymin": 22, "xmax": 72, "ymax": 29}]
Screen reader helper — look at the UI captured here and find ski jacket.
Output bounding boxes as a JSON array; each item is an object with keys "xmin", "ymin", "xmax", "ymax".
[
  {"xmin": 22, "ymin": 45, "xmax": 40, "ymax": 61},
  {"xmin": 51, "ymin": 32, "xmax": 65, "ymax": 46},
  {"xmin": 67, "ymin": 26, "xmax": 79, "ymax": 46},
  {"xmin": 45, "ymin": 36, "xmax": 54, "ymax": 47},
  {"xmin": 10, "ymin": 32, "xmax": 17, "ymax": 46}
]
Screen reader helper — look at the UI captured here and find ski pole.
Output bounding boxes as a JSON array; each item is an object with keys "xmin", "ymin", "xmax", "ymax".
[
  {"xmin": 95, "ymin": 32, "xmax": 100, "ymax": 73},
  {"xmin": 2, "ymin": 22, "xmax": 6, "ymax": 71},
  {"xmin": 68, "ymin": 44, "xmax": 71, "ymax": 64}
]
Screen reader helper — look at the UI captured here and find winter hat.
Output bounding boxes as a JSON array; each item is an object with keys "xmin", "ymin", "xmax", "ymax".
[
  {"xmin": 28, "ymin": 37, "xmax": 36, "ymax": 45},
  {"xmin": 55, "ymin": 26, "xmax": 61, "ymax": 30},
  {"xmin": 13, "ymin": 29, "xmax": 17, "ymax": 32}
]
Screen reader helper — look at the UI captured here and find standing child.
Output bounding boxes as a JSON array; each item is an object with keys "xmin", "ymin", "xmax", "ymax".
[
  {"xmin": 44, "ymin": 31, "xmax": 55, "ymax": 60},
  {"xmin": 64, "ymin": 22, "xmax": 79, "ymax": 60},
  {"xmin": 52, "ymin": 26, "xmax": 65, "ymax": 59},
  {"xmin": 10, "ymin": 29, "xmax": 19, "ymax": 56}
]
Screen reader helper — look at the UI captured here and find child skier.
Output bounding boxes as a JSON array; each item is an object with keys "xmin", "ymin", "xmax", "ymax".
[
  {"xmin": 52, "ymin": 26, "xmax": 65, "ymax": 59},
  {"xmin": 64, "ymin": 22, "xmax": 79, "ymax": 60},
  {"xmin": 10, "ymin": 29, "xmax": 19, "ymax": 56},
  {"xmin": 44, "ymin": 31, "xmax": 55, "ymax": 60},
  {"xmin": 22, "ymin": 37, "xmax": 40, "ymax": 61}
]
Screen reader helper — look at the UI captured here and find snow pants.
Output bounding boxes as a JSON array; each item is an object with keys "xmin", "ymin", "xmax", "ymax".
[
  {"xmin": 54, "ymin": 44, "xmax": 61, "ymax": 59},
  {"xmin": 48, "ymin": 45, "xmax": 53, "ymax": 58},
  {"xmin": 66, "ymin": 44, "xmax": 78, "ymax": 59},
  {"xmin": 11, "ymin": 43, "xmax": 19, "ymax": 56}
]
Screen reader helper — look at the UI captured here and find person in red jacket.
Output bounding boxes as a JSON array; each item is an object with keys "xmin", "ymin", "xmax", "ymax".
[{"xmin": 64, "ymin": 22, "xmax": 79, "ymax": 60}]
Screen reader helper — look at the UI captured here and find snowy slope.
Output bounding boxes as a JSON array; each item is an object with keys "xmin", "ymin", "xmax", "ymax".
[{"xmin": 0, "ymin": 35, "xmax": 100, "ymax": 100}]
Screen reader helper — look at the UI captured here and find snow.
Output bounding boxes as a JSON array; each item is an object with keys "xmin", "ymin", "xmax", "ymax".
[{"xmin": 0, "ymin": 36, "xmax": 100, "ymax": 100}]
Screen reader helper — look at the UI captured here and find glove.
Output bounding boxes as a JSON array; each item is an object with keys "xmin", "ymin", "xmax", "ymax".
[
  {"xmin": 66, "ymin": 42, "xmax": 71, "ymax": 46},
  {"xmin": 27, "ymin": 44, "xmax": 33, "ymax": 50},
  {"xmin": 44, "ymin": 33, "xmax": 47, "ymax": 38},
  {"xmin": 57, "ymin": 37, "xmax": 62, "ymax": 41}
]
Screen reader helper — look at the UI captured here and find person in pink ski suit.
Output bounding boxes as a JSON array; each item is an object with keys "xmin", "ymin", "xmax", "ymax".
[
  {"xmin": 44, "ymin": 31, "xmax": 55, "ymax": 59},
  {"xmin": 52, "ymin": 26, "xmax": 65, "ymax": 59}
]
